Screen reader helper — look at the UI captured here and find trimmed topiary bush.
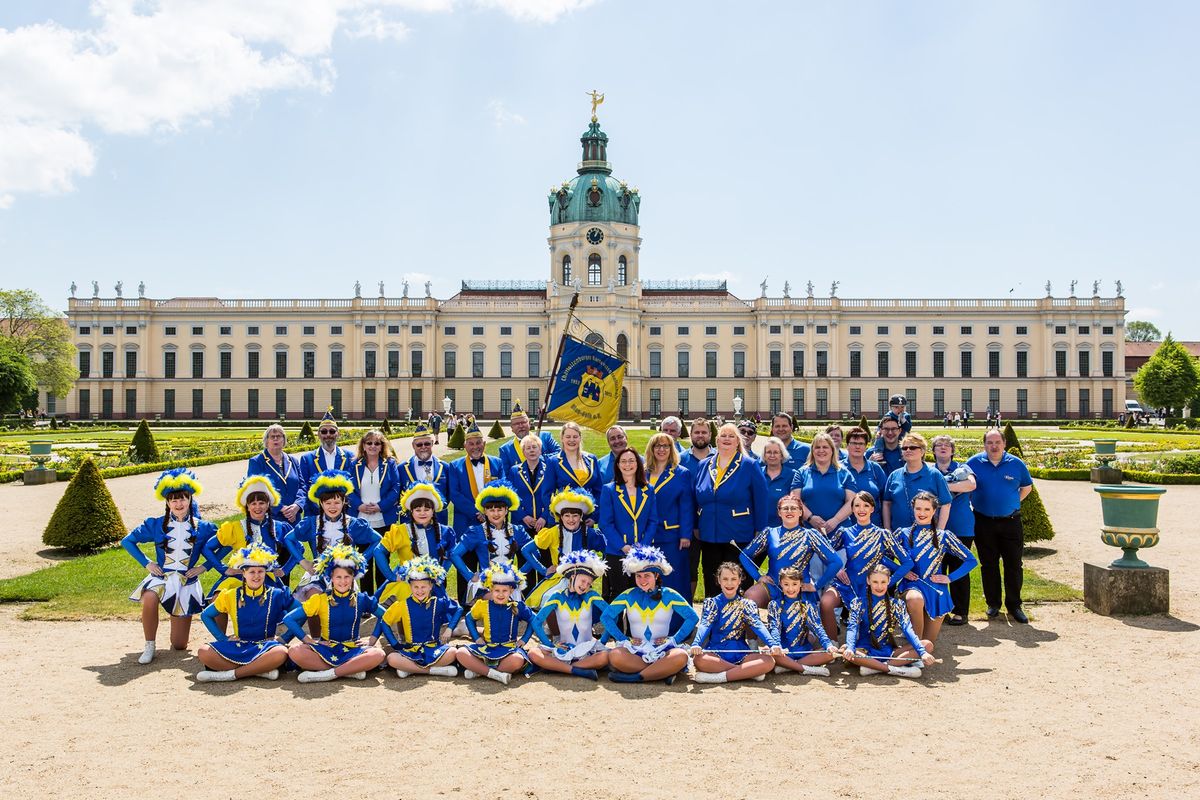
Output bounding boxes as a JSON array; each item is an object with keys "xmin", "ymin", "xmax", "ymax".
[
  {"xmin": 130, "ymin": 419, "xmax": 159, "ymax": 463},
  {"xmin": 49, "ymin": 416, "xmax": 57, "ymax": 430},
  {"xmin": 380, "ymin": 418, "xmax": 393, "ymax": 435},
  {"xmin": 42, "ymin": 459, "xmax": 126, "ymax": 553},
  {"xmin": 487, "ymin": 419, "xmax": 505, "ymax": 440},
  {"xmin": 298, "ymin": 421, "xmax": 315, "ymax": 443},
  {"xmin": 447, "ymin": 423, "xmax": 465, "ymax": 449},
  {"xmin": 858, "ymin": 415, "xmax": 870, "ymax": 433},
  {"xmin": 1021, "ymin": 485, "xmax": 1055, "ymax": 543},
  {"xmin": 1002, "ymin": 421, "xmax": 1021, "ymax": 456}
]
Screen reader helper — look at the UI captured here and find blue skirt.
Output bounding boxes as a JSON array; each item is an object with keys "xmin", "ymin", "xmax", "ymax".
[
  {"xmin": 899, "ymin": 577, "xmax": 953, "ymax": 618},
  {"xmin": 463, "ymin": 641, "xmax": 528, "ymax": 665},
  {"xmin": 706, "ymin": 639, "xmax": 754, "ymax": 665},
  {"xmin": 209, "ymin": 639, "xmax": 284, "ymax": 665},
  {"xmin": 307, "ymin": 641, "xmax": 371, "ymax": 667},
  {"xmin": 830, "ymin": 579, "xmax": 865, "ymax": 608},
  {"xmin": 393, "ymin": 642, "xmax": 452, "ymax": 667}
]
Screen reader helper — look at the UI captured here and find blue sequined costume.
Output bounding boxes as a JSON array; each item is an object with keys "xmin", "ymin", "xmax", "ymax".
[
  {"xmin": 827, "ymin": 523, "xmax": 913, "ymax": 606},
  {"xmin": 692, "ymin": 592, "xmax": 778, "ymax": 664},
  {"xmin": 767, "ymin": 595, "xmax": 834, "ymax": 658},
  {"xmin": 739, "ymin": 524, "xmax": 844, "ymax": 601},
  {"xmin": 896, "ymin": 524, "xmax": 978, "ymax": 618},
  {"xmin": 846, "ymin": 592, "xmax": 928, "ymax": 660}
]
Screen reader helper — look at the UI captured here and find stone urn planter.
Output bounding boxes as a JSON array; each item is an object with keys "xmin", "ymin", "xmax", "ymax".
[
  {"xmin": 1093, "ymin": 484, "xmax": 1165, "ymax": 568},
  {"xmin": 1090, "ymin": 439, "xmax": 1122, "ymax": 483}
]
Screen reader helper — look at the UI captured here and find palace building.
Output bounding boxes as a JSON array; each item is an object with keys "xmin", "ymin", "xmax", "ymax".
[{"xmin": 61, "ymin": 112, "xmax": 1128, "ymax": 422}]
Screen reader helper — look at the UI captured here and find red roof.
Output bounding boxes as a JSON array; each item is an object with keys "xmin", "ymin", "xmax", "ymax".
[{"xmin": 1125, "ymin": 341, "xmax": 1200, "ymax": 357}]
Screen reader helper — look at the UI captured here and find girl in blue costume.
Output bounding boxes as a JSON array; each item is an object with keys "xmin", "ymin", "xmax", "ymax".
[
  {"xmin": 597, "ymin": 447, "xmax": 659, "ymax": 603},
  {"xmin": 283, "ymin": 470, "xmax": 391, "ymax": 606},
  {"xmin": 643, "ymin": 432, "xmax": 695, "ymax": 600},
  {"xmin": 528, "ymin": 487, "xmax": 603, "ymax": 609},
  {"xmin": 203, "ymin": 475, "xmax": 293, "ymax": 601},
  {"xmin": 842, "ymin": 564, "xmax": 936, "ymax": 679},
  {"xmin": 820, "ymin": 491, "xmax": 913, "ymax": 641},
  {"xmin": 690, "ymin": 562, "xmax": 777, "ymax": 684},
  {"xmin": 122, "ymin": 468, "xmax": 217, "ymax": 665},
  {"xmin": 377, "ymin": 482, "xmax": 455, "ymax": 605},
  {"xmin": 897, "ymin": 491, "xmax": 978, "ymax": 650},
  {"xmin": 284, "ymin": 544, "xmax": 387, "ymax": 683},
  {"xmin": 600, "ymin": 545, "xmax": 698, "ymax": 685},
  {"xmin": 246, "ymin": 424, "xmax": 303, "ymax": 523},
  {"xmin": 451, "ymin": 480, "xmax": 548, "ymax": 603},
  {"xmin": 196, "ymin": 544, "xmax": 292, "ymax": 682},
  {"xmin": 527, "ymin": 549, "xmax": 612, "ymax": 681},
  {"xmin": 455, "ymin": 560, "xmax": 537, "ymax": 685},
  {"xmin": 740, "ymin": 495, "xmax": 843, "ymax": 609},
  {"xmin": 375, "ymin": 556, "xmax": 463, "ymax": 679},
  {"xmin": 768, "ymin": 566, "xmax": 840, "ymax": 677}
]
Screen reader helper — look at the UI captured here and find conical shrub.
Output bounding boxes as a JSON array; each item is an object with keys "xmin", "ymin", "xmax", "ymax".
[
  {"xmin": 298, "ymin": 421, "xmax": 315, "ymax": 443},
  {"xmin": 130, "ymin": 419, "xmax": 159, "ymax": 463},
  {"xmin": 380, "ymin": 417, "xmax": 393, "ymax": 435},
  {"xmin": 1021, "ymin": 484, "xmax": 1055, "ymax": 543},
  {"xmin": 447, "ymin": 423, "xmax": 465, "ymax": 449},
  {"xmin": 42, "ymin": 459, "xmax": 126, "ymax": 553},
  {"xmin": 487, "ymin": 419, "xmax": 505, "ymax": 440},
  {"xmin": 1002, "ymin": 421, "xmax": 1022, "ymax": 456},
  {"xmin": 858, "ymin": 415, "xmax": 870, "ymax": 432}
]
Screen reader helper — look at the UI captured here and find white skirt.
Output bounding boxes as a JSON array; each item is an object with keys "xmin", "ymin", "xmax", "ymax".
[
  {"xmin": 129, "ymin": 571, "xmax": 204, "ymax": 617},
  {"xmin": 548, "ymin": 638, "xmax": 605, "ymax": 664}
]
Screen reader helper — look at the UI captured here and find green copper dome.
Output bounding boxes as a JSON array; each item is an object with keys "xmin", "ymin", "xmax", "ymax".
[{"xmin": 548, "ymin": 120, "xmax": 640, "ymax": 226}]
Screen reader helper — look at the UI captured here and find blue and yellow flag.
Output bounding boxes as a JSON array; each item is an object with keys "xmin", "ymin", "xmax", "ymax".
[{"xmin": 545, "ymin": 336, "xmax": 626, "ymax": 433}]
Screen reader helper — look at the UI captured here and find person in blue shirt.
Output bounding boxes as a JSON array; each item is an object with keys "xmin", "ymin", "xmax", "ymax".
[
  {"xmin": 841, "ymin": 426, "xmax": 888, "ymax": 528},
  {"xmin": 598, "ymin": 447, "xmax": 659, "ymax": 603},
  {"xmin": 931, "ymin": 435, "xmax": 978, "ymax": 625},
  {"xmin": 678, "ymin": 418, "xmax": 713, "ymax": 474},
  {"xmin": 595, "ymin": 425, "xmax": 629, "ymax": 483},
  {"xmin": 768, "ymin": 566, "xmax": 840, "ymax": 677},
  {"xmin": 869, "ymin": 416, "xmax": 905, "ymax": 475},
  {"xmin": 759, "ymin": 436, "xmax": 798, "ymax": 529},
  {"xmin": 398, "ymin": 423, "xmax": 450, "ymax": 526},
  {"xmin": 736, "ymin": 419, "xmax": 762, "ymax": 463},
  {"xmin": 789, "ymin": 432, "xmax": 855, "ymax": 532},
  {"xmin": 297, "ymin": 409, "xmax": 355, "ymax": 518},
  {"xmin": 882, "ymin": 433, "xmax": 951, "ymax": 531},
  {"xmin": 967, "ymin": 429, "xmax": 1034, "ymax": 623},
  {"xmin": 375, "ymin": 555, "xmax": 463, "ymax": 679},
  {"xmin": 690, "ymin": 562, "xmax": 778, "ymax": 684},
  {"xmin": 897, "ymin": 491, "xmax": 979, "ymax": 650},
  {"xmin": 842, "ymin": 564, "xmax": 936, "ymax": 679},
  {"xmin": 643, "ymin": 432, "xmax": 694, "ymax": 599},
  {"xmin": 497, "ymin": 404, "xmax": 561, "ymax": 474},
  {"xmin": 694, "ymin": 422, "xmax": 770, "ymax": 598},
  {"xmin": 771, "ymin": 412, "xmax": 810, "ymax": 464},
  {"xmin": 824, "ymin": 425, "xmax": 850, "ymax": 464},
  {"xmin": 246, "ymin": 423, "xmax": 303, "ymax": 523}
]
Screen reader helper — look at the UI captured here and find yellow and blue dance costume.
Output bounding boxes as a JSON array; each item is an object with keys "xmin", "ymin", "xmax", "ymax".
[
  {"xmin": 600, "ymin": 586, "xmax": 698, "ymax": 663},
  {"xmin": 531, "ymin": 589, "xmax": 610, "ymax": 663},
  {"xmin": 203, "ymin": 516, "xmax": 294, "ymax": 599},
  {"xmin": 201, "ymin": 584, "xmax": 292, "ymax": 664},
  {"xmin": 463, "ymin": 598, "xmax": 536, "ymax": 664},
  {"xmin": 122, "ymin": 515, "xmax": 218, "ymax": 616},
  {"xmin": 282, "ymin": 589, "xmax": 381, "ymax": 666},
  {"xmin": 374, "ymin": 593, "xmax": 463, "ymax": 666}
]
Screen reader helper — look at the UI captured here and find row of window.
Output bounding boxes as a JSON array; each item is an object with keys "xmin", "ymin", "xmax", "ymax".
[
  {"xmin": 561, "ymin": 255, "xmax": 628, "ymax": 286},
  {"xmin": 645, "ymin": 323, "xmax": 1118, "ymax": 338},
  {"xmin": 77, "ymin": 324, "xmax": 541, "ymax": 338}
]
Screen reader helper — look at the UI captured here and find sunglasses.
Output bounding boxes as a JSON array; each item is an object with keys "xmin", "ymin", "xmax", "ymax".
[
  {"xmin": 901, "ymin": 445, "xmax": 922, "ymax": 451},
  {"xmin": 318, "ymin": 429, "xmax": 337, "ymax": 435},
  {"xmin": 364, "ymin": 441, "xmax": 382, "ymax": 447}
]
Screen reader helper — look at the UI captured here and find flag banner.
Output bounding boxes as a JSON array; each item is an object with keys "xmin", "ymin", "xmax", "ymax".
[{"xmin": 545, "ymin": 336, "xmax": 626, "ymax": 433}]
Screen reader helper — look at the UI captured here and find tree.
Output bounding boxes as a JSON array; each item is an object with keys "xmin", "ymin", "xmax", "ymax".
[
  {"xmin": 298, "ymin": 421, "xmax": 315, "ymax": 443},
  {"xmin": 487, "ymin": 419, "xmax": 505, "ymax": 440},
  {"xmin": 380, "ymin": 418, "xmax": 393, "ymax": 435},
  {"xmin": 447, "ymin": 422, "xmax": 465, "ymax": 449},
  {"xmin": 129, "ymin": 419, "xmax": 160, "ymax": 463},
  {"xmin": 1133, "ymin": 335, "xmax": 1200, "ymax": 417},
  {"xmin": 858, "ymin": 414, "xmax": 870, "ymax": 432},
  {"xmin": 0, "ymin": 342, "xmax": 38, "ymax": 414},
  {"xmin": 1126, "ymin": 321, "xmax": 1162, "ymax": 343},
  {"xmin": 0, "ymin": 289, "xmax": 79, "ymax": 399},
  {"xmin": 43, "ymin": 459, "xmax": 126, "ymax": 552}
]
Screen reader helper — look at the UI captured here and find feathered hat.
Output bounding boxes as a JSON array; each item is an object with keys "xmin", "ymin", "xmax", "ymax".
[
  {"xmin": 482, "ymin": 558, "xmax": 525, "ymax": 590},
  {"xmin": 475, "ymin": 479, "xmax": 520, "ymax": 513},
  {"xmin": 463, "ymin": 424, "xmax": 484, "ymax": 442},
  {"xmin": 314, "ymin": 542, "xmax": 367, "ymax": 580},
  {"xmin": 622, "ymin": 544, "xmax": 672, "ymax": 576},
  {"xmin": 235, "ymin": 474, "xmax": 280, "ymax": 510},
  {"xmin": 550, "ymin": 487, "xmax": 595, "ymax": 518},
  {"xmin": 319, "ymin": 405, "xmax": 338, "ymax": 428},
  {"xmin": 400, "ymin": 482, "xmax": 446, "ymax": 513},
  {"xmin": 154, "ymin": 467, "xmax": 202, "ymax": 501},
  {"xmin": 307, "ymin": 469, "xmax": 354, "ymax": 505},
  {"xmin": 510, "ymin": 402, "xmax": 527, "ymax": 421},
  {"xmin": 234, "ymin": 543, "xmax": 278, "ymax": 570},
  {"xmin": 556, "ymin": 548, "xmax": 608, "ymax": 579},
  {"xmin": 397, "ymin": 555, "xmax": 448, "ymax": 585}
]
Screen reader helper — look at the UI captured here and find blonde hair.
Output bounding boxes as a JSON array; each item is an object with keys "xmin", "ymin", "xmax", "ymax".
[
  {"xmin": 805, "ymin": 432, "xmax": 842, "ymax": 470},
  {"xmin": 716, "ymin": 421, "xmax": 740, "ymax": 443},
  {"xmin": 520, "ymin": 433, "xmax": 543, "ymax": 456},
  {"xmin": 356, "ymin": 429, "xmax": 393, "ymax": 462},
  {"xmin": 901, "ymin": 432, "xmax": 928, "ymax": 453},
  {"xmin": 761, "ymin": 436, "xmax": 790, "ymax": 462},
  {"xmin": 645, "ymin": 432, "xmax": 680, "ymax": 469},
  {"xmin": 559, "ymin": 421, "xmax": 589, "ymax": 456}
]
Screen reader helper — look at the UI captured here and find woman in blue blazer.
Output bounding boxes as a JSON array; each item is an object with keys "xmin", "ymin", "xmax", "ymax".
[
  {"xmin": 598, "ymin": 447, "xmax": 659, "ymax": 603},
  {"xmin": 643, "ymin": 432, "xmax": 694, "ymax": 600},
  {"xmin": 693, "ymin": 422, "xmax": 769, "ymax": 597},
  {"xmin": 546, "ymin": 421, "xmax": 605, "ymax": 518},
  {"xmin": 347, "ymin": 431, "xmax": 402, "ymax": 531},
  {"xmin": 245, "ymin": 423, "xmax": 303, "ymax": 523},
  {"xmin": 511, "ymin": 434, "xmax": 554, "ymax": 535}
]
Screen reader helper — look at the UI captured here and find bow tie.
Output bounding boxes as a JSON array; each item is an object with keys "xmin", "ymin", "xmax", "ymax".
[
  {"xmin": 471, "ymin": 458, "xmax": 485, "ymax": 466},
  {"xmin": 418, "ymin": 461, "xmax": 432, "ymax": 469}
]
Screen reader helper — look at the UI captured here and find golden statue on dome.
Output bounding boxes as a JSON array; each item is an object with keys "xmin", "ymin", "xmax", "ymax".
[{"xmin": 587, "ymin": 89, "xmax": 605, "ymax": 121}]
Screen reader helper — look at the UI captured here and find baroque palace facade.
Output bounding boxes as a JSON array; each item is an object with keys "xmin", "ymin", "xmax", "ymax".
[{"xmin": 61, "ymin": 114, "xmax": 1127, "ymax": 422}]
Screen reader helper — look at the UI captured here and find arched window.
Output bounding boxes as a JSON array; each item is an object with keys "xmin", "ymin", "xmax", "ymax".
[
  {"xmin": 618, "ymin": 256, "xmax": 627, "ymax": 286},
  {"xmin": 561, "ymin": 255, "xmax": 572, "ymax": 285},
  {"xmin": 588, "ymin": 253, "xmax": 601, "ymax": 286},
  {"xmin": 616, "ymin": 333, "xmax": 628, "ymax": 361}
]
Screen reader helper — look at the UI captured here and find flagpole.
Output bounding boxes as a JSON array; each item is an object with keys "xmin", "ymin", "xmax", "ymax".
[{"xmin": 537, "ymin": 292, "xmax": 581, "ymax": 434}]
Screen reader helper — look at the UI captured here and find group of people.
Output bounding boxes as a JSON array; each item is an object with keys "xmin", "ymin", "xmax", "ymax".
[{"xmin": 122, "ymin": 399, "xmax": 1034, "ymax": 685}]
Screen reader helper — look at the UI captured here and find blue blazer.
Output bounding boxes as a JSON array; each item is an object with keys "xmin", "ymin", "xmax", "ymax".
[
  {"xmin": 498, "ymin": 431, "xmax": 561, "ymax": 474},
  {"xmin": 398, "ymin": 455, "xmax": 450, "ymax": 525},
  {"xmin": 246, "ymin": 451, "xmax": 303, "ymax": 521},
  {"xmin": 347, "ymin": 457, "xmax": 402, "ymax": 528},
  {"xmin": 297, "ymin": 447, "xmax": 355, "ymax": 516},
  {"xmin": 445, "ymin": 454, "xmax": 504, "ymax": 534},
  {"xmin": 648, "ymin": 465, "xmax": 694, "ymax": 544},
  {"xmin": 511, "ymin": 460, "xmax": 554, "ymax": 527},
  {"xmin": 597, "ymin": 482, "xmax": 659, "ymax": 556},
  {"xmin": 546, "ymin": 452, "xmax": 604, "ymax": 509},
  {"xmin": 694, "ymin": 451, "xmax": 769, "ymax": 544}
]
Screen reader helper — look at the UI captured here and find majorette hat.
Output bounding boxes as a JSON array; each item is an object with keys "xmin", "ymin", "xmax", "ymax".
[
  {"xmin": 621, "ymin": 544, "xmax": 673, "ymax": 576},
  {"xmin": 550, "ymin": 487, "xmax": 595, "ymax": 517},
  {"xmin": 475, "ymin": 479, "xmax": 520, "ymax": 513},
  {"xmin": 235, "ymin": 474, "xmax": 280, "ymax": 510},
  {"xmin": 234, "ymin": 543, "xmax": 279, "ymax": 570},
  {"xmin": 556, "ymin": 548, "xmax": 608, "ymax": 579},
  {"xmin": 314, "ymin": 542, "xmax": 367, "ymax": 580},
  {"xmin": 319, "ymin": 405, "xmax": 338, "ymax": 428},
  {"xmin": 307, "ymin": 469, "xmax": 355, "ymax": 505},
  {"xmin": 154, "ymin": 467, "xmax": 202, "ymax": 501},
  {"xmin": 400, "ymin": 482, "xmax": 446, "ymax": 514},
  {"xmin": 396, "ymin": 555, "xmax": 448, "ymax": 585},
  {"xmin": 510, "ymin": 402, "xmax": 528, "ymax": 421},
  {"xmin": 483, "ymin": 558, "xmax": 525, "ymax": 591}
]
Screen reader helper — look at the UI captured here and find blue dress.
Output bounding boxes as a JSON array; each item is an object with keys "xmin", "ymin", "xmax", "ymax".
[
  {"xmin": 767, "ymin": 595, "xmax": 834, "ymax": 658},
  {"xmin": 846, "ymin": 593, "xmax": 928, "ymax": 659},
  {"xmin": 246, "ymin": 451, "xmax": 304, "ymax": 521},
  {"xmin": 463, "ymin": 598, "xmax": 535, "ymax": 663},
  {"xmin": 738, "ymin": 524, "xmax": 843, "ymax": 601},
  {"xmin": 283, "ymin": 590, "xmax": 381, "ymax": 666},
  {"xmin": 648, "ymin": 466, "xmax": 694, "ymax": 597},
  {"xmin": 202, "ymin": 584, "xmax": 292, "ymax": 664},
  {"xmin": 896, "ymin": 525, "xmax": 978, "ymax": 618},
  {"xmin": 692, "ymin": 592, "xmax": 778, "ymax": 665},
  {"xmin": 759, "ymin": 461, "xmax": 798, "ymax": 529},
  {"xmin": 827, "ymin": 523, "xmax": 913, "ymax": 607},
  {"xmin": 376, "ymin": 593, "xmax": 464, "ymax": 666}
]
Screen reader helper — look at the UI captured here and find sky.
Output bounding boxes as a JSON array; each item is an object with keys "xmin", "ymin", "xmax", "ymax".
[{"xmin": 1, "ymin": 0, "xmax": 1196, "ymax": 336}]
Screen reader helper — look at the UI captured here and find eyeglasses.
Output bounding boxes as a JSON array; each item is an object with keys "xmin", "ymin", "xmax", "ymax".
[
  {"xmin": 881, "ymin": 427, "xmax": 900, "ymax": 433},
  {"xmin": 778, "ymin": 505, "xmax": 801, "ymax": 512},
  {"xmin": 900, "ymin": 445, "xmax": 922, "ymax": 451},
  {"xmin": 653, "ymin": 443, "xmax": 672, "ymax": 449},
  {"xmin": 414, "ymin": 442, "xmax": 433, "ymax": 447},
  {"xmin": 364, "ymin": 441, "xmax": 382, "ymax": 447}
]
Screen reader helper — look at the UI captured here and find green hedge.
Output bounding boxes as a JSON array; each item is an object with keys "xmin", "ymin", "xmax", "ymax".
[
  {"xmin": 1028, "ymin": 468, "xmax": 1092, "ymax": 481},
  {"xmin": 0, "ymin": 444, "xmax": 312, "ymax": 485},
  {"xmin": 1123, "ymin": 470, "xmax": 1200, "ymax": 485}
]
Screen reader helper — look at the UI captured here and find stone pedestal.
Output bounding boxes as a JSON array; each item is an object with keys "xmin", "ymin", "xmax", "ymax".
[
  {"xmin": 22, "ymin": 469, "xmax": 57, "ymax": 486},
  {"xmin": 1084, "ymin": 562, "xmax": 1169, "ymax": 616},
  {"xmin": 1090, "ymin": 466, "xmax": 1123, "ymax": 484}
]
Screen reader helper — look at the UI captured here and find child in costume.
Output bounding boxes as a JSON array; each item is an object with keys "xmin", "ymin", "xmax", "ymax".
[
  {"xmin": 740, "ymin": 495, "xmax": 843, "ymax": 609},
  {"xmin": 450, "ymin": 480, "xmax": 548, "ymax": 603},
  {"xmin": 203, "ymin": 475, "xmax": 293, "ymax": 600},
  {"xmin": 820, "ymin": 491, "xmax": 913, "ymax": 640},
  {"xmin": 600, "ymin": 545, "xmax": 698, "ymax": 685},
  {"xmin": 689, "ymin": 562, "xmax": 777, "ymax": 684},
  {"xmin": 527, "ymin": 549, "xmax": 612, "ymax": 681},
  {"xmin": 196, "ymin": 544, "xmax": 292, "ymax": 682},
  {"xmin": 283, "ymin": 544, "xmax": 387, "ymax": 683},
  {"xmin": 455, "ymin": 560, "xmax": 536, "ymax": 685},
  {"xmin": 121, "ymin": 468, "xmax": 217, "ymax": 664},
  {"xmin": 527, "ymin": 487, "xmax": 602, "ymax": 609},
  {"xmin": 842, "ymin": 564, "xmax": 936, "ymax": 679},
  {"xmin": 897, "ymin": 490, "xmax": 978, "ymax": 648},
  {"xmin": 377, "ymin": 482, "xmax": 454, "ymax": 605},
  {"xmin": 283, "ymin": 469, "xmax": 392, "ymax": 604},
  {"xmin": 375, "ymin": 556, "xmax": 463, "ymax": 679},
  {"xmin": 768, "ymin": 566, "xmax": 839, "ymax": 676}
]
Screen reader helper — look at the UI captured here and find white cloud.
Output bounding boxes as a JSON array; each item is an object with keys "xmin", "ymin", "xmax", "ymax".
[
  {"xmin": 475, "ymin": 0, "xmax": 597, "ymax": 23},
  {"xmin": 345, "ymin": 9, "xmax": 412, "ymax": 41},
  {"xmin": 488, "ymin": 99, "xmax": 526, "ymax": 128},
  {"xmin": 0, "ymin": 122, "xmax": 96, "ymax": 207},
  {"xmin": 1149, "ymin": 281, "xmax": 1165, "ymax": 291},
  {"xmin": 1127, "ymin": 307, "xmax": 1162, "ymax": 320}
]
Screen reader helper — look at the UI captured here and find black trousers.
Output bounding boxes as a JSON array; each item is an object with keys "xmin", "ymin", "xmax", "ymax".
[
  {"xmin": 603, "ymin": 553, "xmax": 631, "ymax": 604},
  {"xmin": 973, "ymin": 512, "xmax": 1024, "ymax": 611},
  {"xmin": 695, "ymin": 540, "xmax": 751, "ymax": 598},
  {"xmin": 945, "ymin": 536, "xmax": 975, "ymax": 617}
]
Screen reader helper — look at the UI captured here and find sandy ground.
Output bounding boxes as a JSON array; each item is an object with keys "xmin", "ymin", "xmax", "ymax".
[{"xmin": 1, "ymin": 445, "xmax": 1198, "ymax": 797}]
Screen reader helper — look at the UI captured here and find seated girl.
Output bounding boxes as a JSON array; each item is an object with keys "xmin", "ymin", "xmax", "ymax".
[
  {"xmin": 897, "ymin": 490, "xmax": 979, "ymax": 648},
  {"xmin": 768, "ymin": 566, "xmax": 839, "ymax": 676},
  {"xmin": 450, "ymin": 480, "xmax": 547, "ymax": 603},
  {"xmin": 690, "ymin": 562, "xmax": 777, "ymax": 684},
  {"xmin": 196, "ymin": 544, "xmax": 292, "ymax": 682},
  {"xmin": 203, "ymin": 475, "xmax": 293, "ymax": 600},
  {"xmin": 374, "ymin": 556, "xmax": 463, "ymax": 679},
  {"xmin": 455, "ymin": 559, "xmax": 536, "ymax": 685},
  {"xmin": 527, "ymin": 549, "xmax": 611, "ymax": 681},
  {"xmin": 842, "ymin": 564, "xmax": 936, "ymax": 679}
]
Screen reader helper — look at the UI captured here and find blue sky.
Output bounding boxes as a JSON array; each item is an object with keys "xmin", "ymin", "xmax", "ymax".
[{"xmin": 1, "ymin": 1, "xmax": 1196, "ymax": 336}]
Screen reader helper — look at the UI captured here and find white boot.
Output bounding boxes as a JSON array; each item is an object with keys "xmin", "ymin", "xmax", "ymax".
[
  {"xmin": 298, "ymin": 668, "xmax": 337, "ymax": 683},
  {"xmin": 395, "ymin": 669, "xmax": 412, "ymax": 678},
  {"xmin": 348, "ymin": 671, "xmax": 367, "ymax": 680},
  {"xmin": 801, "ymin": 665, "xmax": 831, "ymax": 677},
  {"xmin": 859, "ymin": 665, "xmax": 884, "ymax": 676},
  {"xmin": 693, "ymin": 671, "xmax": 727, "ymax": 684},
  {"xmin": 773, "ymin": 665, "xmax": 790, "ymax": 675},
  {"xmin": 429, "ymin": 665, "xmax": 458, "ymax": 677},
  {"xmin": 486, "ymin": 668, "xmax": 511, "ymax": 685},
  {"xmin": 138, "ymin": 641, "xmax": 156, "ymax": 665},
  {"xmin": 197, "ymin": 669, "xmax": 235, "ymax": 682},
  {"xmin": 463, "ymin": 669, "xmax": 479, "ymax": 680},
  {"xmin": 888, "ymin": 664, "xmax": 923, "ymax": 678},
  {"xmin": 261, "ymin": 669, "xmax": 280, "ymax": 681},
  {"xmin": 753, "ymin": 673, "xmax": 766, "ymax": 681}
]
